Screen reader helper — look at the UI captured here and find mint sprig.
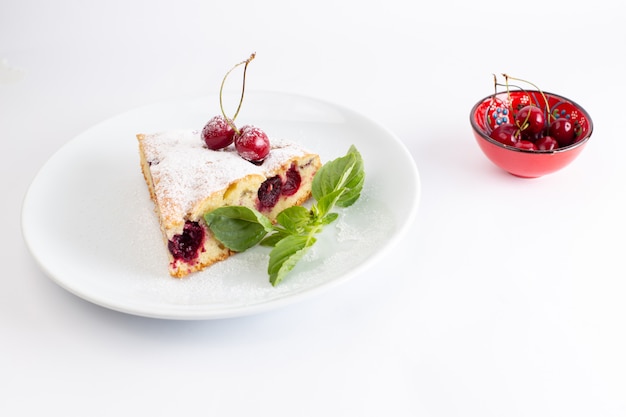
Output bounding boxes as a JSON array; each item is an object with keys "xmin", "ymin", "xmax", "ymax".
[{"xmin": 204, "ymin": 145, "xmax": 364, "ymax": 286}]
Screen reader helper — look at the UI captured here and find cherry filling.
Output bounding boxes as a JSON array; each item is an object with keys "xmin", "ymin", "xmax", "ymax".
[
  {"xmin": 168, "ymin": 221, "xmax": 205, "ymax": 262},
  {"xmin": 258, "ymin": 176, "xmax": 282, "ymax": 209},
  {"xmin": 257, "ymin": 164, "xmax": 303, "ymax": 210},
  {"xmin": 281, "ymin": 163, "xmax": 301, "ymax": 196}
]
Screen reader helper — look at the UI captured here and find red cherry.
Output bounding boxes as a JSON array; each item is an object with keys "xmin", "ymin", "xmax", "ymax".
[
  {"xmin": 515, "ymin": 105, "xmax": 545, "ymax": 137},
  {"xmin": 514, "ymin": 140, "xmax": 537, "ymax": 151},
  {"xmin": 489, "ymin": 123, "xmax": 519, "ymax": 146},
  {"xmin": 548, "ymin": 118, "xmax": 575, "ymax": 147},
  {"xmin": 535, "ymin": 136, "xmax": 559, "ymax": 151},
  {"xmin": 234, "ymin": 125, "xmax": 270, "ymax": 163},
  {"xmin": 201, "ymin": 115, "xmax": 236, "ymax": 150}
]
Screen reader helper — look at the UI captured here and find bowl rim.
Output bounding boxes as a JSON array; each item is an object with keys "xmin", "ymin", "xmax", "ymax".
[{"xmin": 470, "ymin": 89, "xmax": 594, "ymax": 155}]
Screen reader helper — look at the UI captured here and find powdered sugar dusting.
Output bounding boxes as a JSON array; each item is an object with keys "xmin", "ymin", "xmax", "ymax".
[{"xmin": 140, "ymin": 130, "xmax": 311, "ymax": 224}]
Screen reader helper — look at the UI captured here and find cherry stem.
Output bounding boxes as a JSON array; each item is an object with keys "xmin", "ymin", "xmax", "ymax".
[
  {"xmin": 501, "ymin": 73, "xmax": 552, "ymax": 121},
  {"xmin": 219, "ymin": 52, "xmax": 256, "ymax": 134}
]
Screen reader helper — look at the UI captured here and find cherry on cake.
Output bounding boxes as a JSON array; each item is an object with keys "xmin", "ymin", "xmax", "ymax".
[{"xmin": 136, "ymin": 129, "xmax": 321, "ymax": 278}]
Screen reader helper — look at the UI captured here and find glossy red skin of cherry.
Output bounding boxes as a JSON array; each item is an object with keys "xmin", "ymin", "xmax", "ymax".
[
  {"xmin": 548, "ymin": 118, "xmax": 575, "ymax": 147},
  {"xmin": 201, "ymin": 115, "xmax": 236, "ymax": 150},
  {"xmin": 489, "ymin": 123, "xmax": 519, "ymax": 147},
  {"xmin": 234, "ymin": 125, "xmax": 270, "ymax": 163},
  {"xmin": 535, "ymin": 136, "xmax": 559, "ymax": 151},
  {"xmin": 515, "ymin": 105, "xmax": 545, "ymax": 137},
  {"xmin": 514, "ymin": 140, "xmax": 537, "ymax": 151}
]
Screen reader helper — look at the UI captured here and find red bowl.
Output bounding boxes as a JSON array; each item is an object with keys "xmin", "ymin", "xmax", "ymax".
[{"xmin": 470, "ymin": 90, "xmax": 593, "ymax": 178}]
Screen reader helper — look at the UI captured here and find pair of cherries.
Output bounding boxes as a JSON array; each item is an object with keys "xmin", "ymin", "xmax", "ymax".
[
  {"xmin": 201, "ymin": 115, "xmax": 270, "ymax": 163},
  {"xmin": 490, "ymin": 105, "xmax": 577, "ymax": 151},
  {"xmin": 201, "ymin": 53, "xmax": 270, "ymax": 163}
]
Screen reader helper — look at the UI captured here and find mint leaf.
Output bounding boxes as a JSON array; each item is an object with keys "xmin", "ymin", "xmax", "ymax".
[
  {"xmin": 275, "ymin": 206, "xmax": 312, "ymax": 234},
  {"xmin": 318, "ymin": 212, "xmax": 339, "ymax": 226},
  {"xmin": 204, "ymin": 206, "xmax": 273, "ymax": 252},
  {"xmin": 259, "ymin": 231, "xmax": 288, "ymax": 247},
  {"xmin": 311, "ymin": 145, "xmax": 364, "ymax": 212},
  {"xmin": 268, "ymin": 235, "xmax": 316, "ymax": 286},
  {"xmin": 335, "ymin": 145, "xmax": 365, "ymax": 208},
  {"xmin": 314, "ymin": 188, "xmax": 348, "ymax": 218}
]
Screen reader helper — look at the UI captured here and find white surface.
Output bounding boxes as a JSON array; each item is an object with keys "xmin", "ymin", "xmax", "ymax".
[
  {"xmin": 2, "ymin": 0, "xmax": 625, "ymax": 416},
  {"xmin": 21, "ymin": 92, "xmax": 419, "ymax": 319}
]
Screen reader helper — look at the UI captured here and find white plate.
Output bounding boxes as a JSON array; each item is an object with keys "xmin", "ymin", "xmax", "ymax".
[{"xmin": 21, "ymin": 91, "xmax": 420, "ymax": 320}]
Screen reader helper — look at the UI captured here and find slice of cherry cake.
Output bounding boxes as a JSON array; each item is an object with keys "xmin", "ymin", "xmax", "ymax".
[{"xmin": 136, "ymin": 130, "xmax": 321, "ymax": 278}]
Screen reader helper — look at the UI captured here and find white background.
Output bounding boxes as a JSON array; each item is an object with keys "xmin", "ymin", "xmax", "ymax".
[{"xmin": 2, "ymin": 0, "xmax": 625, "ymax": 416}]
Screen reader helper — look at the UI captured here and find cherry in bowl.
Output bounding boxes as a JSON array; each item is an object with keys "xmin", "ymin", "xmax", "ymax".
[{"xmin": 470, "ymin": 90, "xmax": 593, "ymax": 178}]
